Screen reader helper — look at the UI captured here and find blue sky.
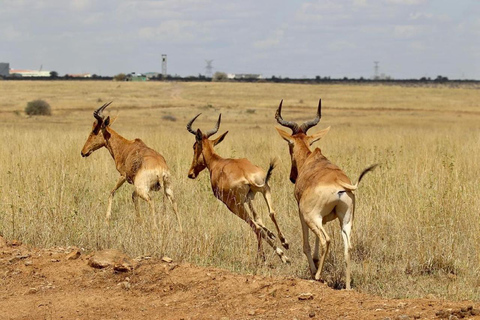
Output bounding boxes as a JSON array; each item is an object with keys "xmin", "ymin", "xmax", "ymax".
[{"xmin": 1, "ymin": 0, "xmax": 478, "ymax": 79}]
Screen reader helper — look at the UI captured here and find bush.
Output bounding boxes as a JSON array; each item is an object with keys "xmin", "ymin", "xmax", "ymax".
[
  {"xmin": 25, "ymin": 100, "xmax": 52, "ymax": 116},
  {"xmin": 113, "ymin": 73, "xmax": 126, "ymax": 81},
  {"xmin": 212, "ymin": 72, "xmax": 228, "ymax": 82}
]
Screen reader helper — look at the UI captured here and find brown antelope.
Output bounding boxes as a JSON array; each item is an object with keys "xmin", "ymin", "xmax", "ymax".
[
  {"xmin": 186, "ymin": 113, "xmax": 290, "ymax": 263},
  {"xmin": 81, "ymin": 102, "xmax": 182, "ymax": 231},
  {"xmin": 275, "ymin": 99, "xmax": 376, "ymax": 289}
]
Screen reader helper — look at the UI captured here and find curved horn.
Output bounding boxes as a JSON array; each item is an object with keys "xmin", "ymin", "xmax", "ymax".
[
  {"xmin": 205, "ymin": 114, "xmax": 221, "ymax": 138},
  {"xmin": 186, "ymin": 113, "xmax": 202, "ymax": 135},
  {"xmin": 275, "ymin": 99, "xmax": 299, "ymax": 133},
  {"xmin": 93, "ymin": 101, "xmax": 113, "ymax": 122},
  {"xmin": 300, "ymin": 99, "xmax": 322, "ymax": 133},
  {"xmin": 299, "ymin": 99, "xmax": 322, "ymax": 133}
]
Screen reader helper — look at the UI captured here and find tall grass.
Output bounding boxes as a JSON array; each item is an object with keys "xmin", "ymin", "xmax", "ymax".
[{"xmin": 0, "ymin": 81, "xmax": 479, "ymax": 300}]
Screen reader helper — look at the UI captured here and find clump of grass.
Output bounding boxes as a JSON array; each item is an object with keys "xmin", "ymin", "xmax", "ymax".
[
  {"xmin": 25, "ymin": 99, "xmax": 51, "ymax": 116},
  {"xmin": 162, "ymin": 115, "xmax": 177, "ymax": 122}
]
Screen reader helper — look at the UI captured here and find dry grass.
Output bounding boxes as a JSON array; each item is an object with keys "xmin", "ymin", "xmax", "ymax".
[{"xmin": 0, "ymin": 81, "xmax": 479, "ymax": 300}]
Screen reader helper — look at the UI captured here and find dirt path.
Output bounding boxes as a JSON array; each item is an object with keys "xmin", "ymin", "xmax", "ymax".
[{"xmin": 1, "ymin": 238, "xmax": 478, "ymax": 320}]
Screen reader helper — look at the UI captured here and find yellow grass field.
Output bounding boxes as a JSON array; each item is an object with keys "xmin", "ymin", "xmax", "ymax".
[{"xmin": 0, "ymin": 80, "xmax": 479, "ymax": 300}]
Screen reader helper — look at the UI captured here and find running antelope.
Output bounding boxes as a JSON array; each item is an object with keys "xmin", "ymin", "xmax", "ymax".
[
  {"xmin": 81, "ymin": 102, "xmax": 182, "ymax": 231},
  {"xmin": 275, "ymin": 99, "xmax": 376, "ymax": 289},
  {"xmin": 186, "ymin": 114, "xmax": 290, "ymax": 263}
]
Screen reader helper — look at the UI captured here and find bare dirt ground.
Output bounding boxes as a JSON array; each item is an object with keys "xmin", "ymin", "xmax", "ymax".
[{"xmin": 1, "ymin": 237, "xmax": 479, "ymax": 320}]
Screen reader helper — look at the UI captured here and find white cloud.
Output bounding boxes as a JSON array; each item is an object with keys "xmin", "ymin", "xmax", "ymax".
[
  {"xmin": 70, "ymin": 0, "xmax": 91, "ymax": 11},
  {"xmin": 138, "ymin": 20, "xmax": 200, "ymax": 42},
  {"xmin": 393, "ymin": 25, "xmax": 423, "ymax": 38},
  {"xmin": 353, "ymin": 0, "xmax": 368, "ymax": 7},
  {"xmin": 253, "ymin": 29, "xmax": 285, "ymax": 49}
]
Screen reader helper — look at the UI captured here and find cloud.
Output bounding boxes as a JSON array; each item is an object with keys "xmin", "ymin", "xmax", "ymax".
[
  {"xmin": 253, "ymin": 29, "xmax": 285, "ymax": 49},
  {"xmin": 138, "ymin": 20, "xmax": 198, "ymax": 42},
  {"xmin": 393, "ymin": 25, "xmax": 424, "ymax": 38}
]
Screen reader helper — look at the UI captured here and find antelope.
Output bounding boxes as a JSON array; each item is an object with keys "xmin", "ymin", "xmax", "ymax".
[
  {"xmin": 81, "ymin": 102, "xmax": 182, "ymax": 231},
  {"xmin": 186, "ymin": 113, "xmax": 290, "ymax": 263},
  {"xmin": 275, "ymin": 99, "xmax": 376, "ymax": 289}
]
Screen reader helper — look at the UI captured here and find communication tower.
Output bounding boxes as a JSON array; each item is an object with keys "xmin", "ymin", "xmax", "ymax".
[
  {"xmin": 205, "ymin": 60, "xmax": 213, "ymax": 77},
  {"xmin": 374, "ymin": 61, "xmax": 379, "ymax": 80},
  {"xmin": 162, "ymin": 54, "xmax": 167, "ymax": 77}
]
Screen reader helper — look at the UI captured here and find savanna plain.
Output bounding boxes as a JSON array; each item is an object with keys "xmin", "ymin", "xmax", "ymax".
[{"xmin": 0, "ymin": 80, "xmax": 479, "ymax": 318}]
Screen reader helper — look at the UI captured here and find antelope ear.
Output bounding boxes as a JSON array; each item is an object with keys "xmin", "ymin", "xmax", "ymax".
[
  {"xmin": 275, "ymin": 127, "xmax": 294, "ymax": 144},
  {"xmin": 213, "ymin": 131, "xmax": 228, "ymax": 146},
  {"xmin": 308, "ymin": 126, "xmax": 330, "ymax": 145},
  {"xmin": 102, "ymin": 116, "xmax": 111, "ymax": 128},
  {"xmin": 195, "ymin": 129, "xmax": 203, "ymax": 142}
]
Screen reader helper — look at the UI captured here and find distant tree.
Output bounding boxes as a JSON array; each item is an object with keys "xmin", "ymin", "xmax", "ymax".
[
  {"xmin": 113, "ymin": 73, "xmax": 127, "ymax": 81},
  {"xmin": 50, "ymin": 71, "xmax": 58, "ymax": 78},
  {"xmin": 434, "ymin": 75, "xmax": 448, "ymax": 82},
  {"xmin": 212, "ymin": 72, "xmax": 228, "ymax": 82}
]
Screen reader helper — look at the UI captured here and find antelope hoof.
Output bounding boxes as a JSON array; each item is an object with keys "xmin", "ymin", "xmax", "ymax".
[
  {"xmin": 314, "ymin": 273, "xmax": 324, "ymax": 282},
  {"xmin": 281, "ymin": 239, "xmax": 289, "ymax": 250},
  {"xmin": 276, "ymin": 248, "xmax": 290, "ymax": 264}
]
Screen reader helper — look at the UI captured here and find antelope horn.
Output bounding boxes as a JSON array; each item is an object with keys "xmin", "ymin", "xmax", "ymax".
[
  {"xmin": 205, "ymin": 114, "xmax": 221, "ymax": 138},
  {"xmin": 299, "ymin": 99, "xmax": 322, "ymax": 133},
  {"xmin": 275, "ymin": 99, "xmax": 299, "ymax": 133},
  {"xmin": 186, "ymin": 113, "xmax": 202, "ymax": 135},
  {"xmin": 93, "ymin": 101, "xmax": 113, "ymax": 122}
]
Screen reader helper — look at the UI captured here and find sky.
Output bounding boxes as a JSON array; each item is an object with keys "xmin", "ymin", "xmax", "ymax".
[{"xmin": 1, "ymin": 0, "xmax": 479, "ymax": 79}]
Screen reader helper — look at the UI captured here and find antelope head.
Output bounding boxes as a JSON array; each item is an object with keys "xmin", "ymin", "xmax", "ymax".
[
  {"xmin": 186, "ymin": 113, "xmax": 228, "ymax": 179},
  {"xmin": 81, "ymin": 102, "xmax": 113, "ymax": 157},
  {"xmin": 275, "ymin": 99, "xmax": 330, "ymax": 183}
]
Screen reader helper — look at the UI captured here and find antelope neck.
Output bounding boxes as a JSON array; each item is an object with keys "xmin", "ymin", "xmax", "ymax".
[{"xmin": 104, "ymin": 128, "xmax": 132, "ymax": 163}]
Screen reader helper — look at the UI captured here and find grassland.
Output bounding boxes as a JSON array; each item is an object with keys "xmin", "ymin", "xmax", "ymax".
[{"xmin": 0, "ymin": 80, "xmax": 479, "ymax": 300}]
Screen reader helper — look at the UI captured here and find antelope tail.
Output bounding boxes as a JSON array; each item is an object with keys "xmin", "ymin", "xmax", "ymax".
[
  {"xmin": 338, "ymin": 164, "xmax": 378, "ymax": 191},
  {"xmin": 265, "ymin": 157, "xmax": 278, "ymax": 184}
]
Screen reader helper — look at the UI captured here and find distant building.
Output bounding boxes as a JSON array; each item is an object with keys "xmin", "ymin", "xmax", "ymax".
[
  {"xmin": 66, "ymin": 73, "xmax": 92, "ymax": 78},
  {"xmin": 10, "ymin": 69, "xmax": 51, "ymax": 77},
  {"xmin": 0, "ymin": 63, "xmax": 9, "ymax": 77},
  {"xmin": 125, "ymin": 72, "xmax": 147, "ymax": 82},
  {"xmin": 227, "ymin": 73, "xmax": 263, "ymax": 80},
  {"xmin": 144, "ymin": 72, "xmax": 160, "ymax": 79}
]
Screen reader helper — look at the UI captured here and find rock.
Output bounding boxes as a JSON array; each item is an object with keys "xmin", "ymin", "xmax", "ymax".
[
  {"xmin": 66, "ymin": 249, "xmax": 81, "ymax": 260},
  {"xmin": 118, "ymin": 281, "xmax": 131, "ymax": 290},
  {"xmin": 24, "ymin": 288, "xmax": 38, "ymax": 295},
  {"xmin": 298, "ymin": 293, "xmax": 314, "ymax": 300},
  {"xmin": 88, "ymin": 249, "xmax": 134, "ymax": 270},
  {"xmin": 114, "ymin": 261, "xmax": 133, "ymax": 272},
  {"xmin": 161, "ymin": 256, "xmax": 173, "ymax": 263}
]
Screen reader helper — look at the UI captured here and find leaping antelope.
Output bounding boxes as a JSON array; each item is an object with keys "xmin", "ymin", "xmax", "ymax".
[
  {"xmin": 275, "ymin": 99, "xmax": 376, "ymax": 289},
  {"xmin": 81, "ymin": 102, "xmax": 182, "ymax": 231},
  {"xmin": 186, "ymin": 114, "xmax": 290, "ymax": 263}
]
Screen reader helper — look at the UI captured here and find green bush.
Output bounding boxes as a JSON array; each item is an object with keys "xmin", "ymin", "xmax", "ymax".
[{"xmin": 25, "ymin": 100, "xmax": 52, "ymax": 116}]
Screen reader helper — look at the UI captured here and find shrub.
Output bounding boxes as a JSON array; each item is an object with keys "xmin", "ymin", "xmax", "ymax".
[
  {"xmin": 25, "ymin": 100, "xmax": 52, "ymax": 116},
  {"xmin": 212, "ymin": 72, "xmax": 228, "ymax": 82},
  {"xmin": 113, "ymin": 73, "xmax": 126, "ymax": 81}
]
